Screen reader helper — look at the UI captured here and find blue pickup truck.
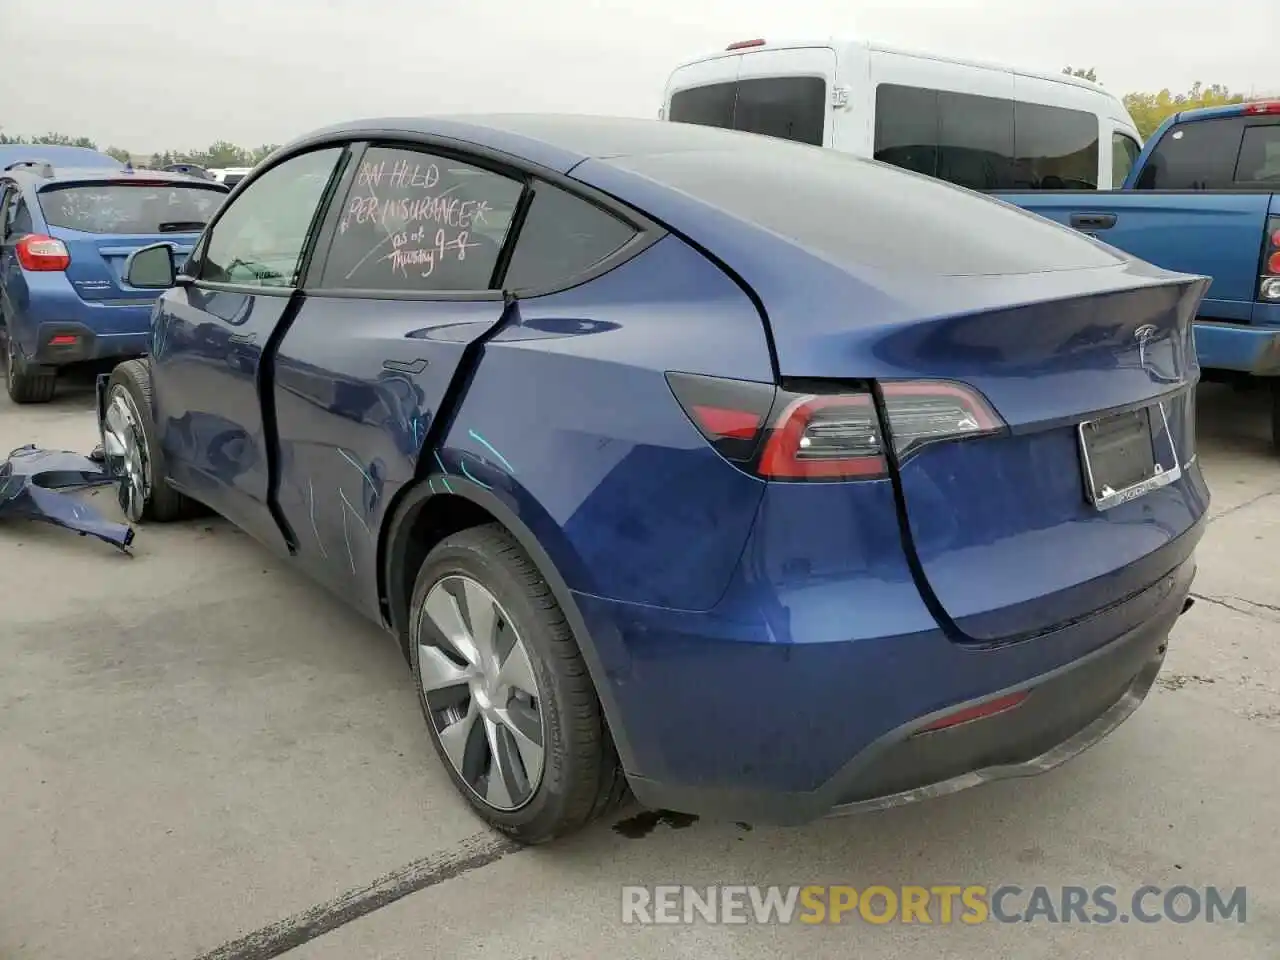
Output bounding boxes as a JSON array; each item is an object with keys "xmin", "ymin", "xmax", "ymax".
[{"xmin": 1000, "ymin": 100, "xmax": 1280, "ymax": 444}]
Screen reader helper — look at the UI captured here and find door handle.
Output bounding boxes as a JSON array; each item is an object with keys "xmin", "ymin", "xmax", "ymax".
[{"xmin": 1069, "ymin": 213, "xmax": 1117, "ymax": 231}]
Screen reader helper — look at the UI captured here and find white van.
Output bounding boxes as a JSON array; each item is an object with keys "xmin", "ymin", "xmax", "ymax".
[{"xmin": 661, "ymin": 38, "xmax": 1144, "ymax": 191}]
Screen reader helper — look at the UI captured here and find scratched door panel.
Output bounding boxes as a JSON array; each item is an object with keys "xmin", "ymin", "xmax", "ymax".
[
  {"xmin": 151, "ymin": 285, "xmax": 294, "ymax": 552},
  {"xmin": 271, "ymin": 297, "xmax": 506, "ymax": 602}
]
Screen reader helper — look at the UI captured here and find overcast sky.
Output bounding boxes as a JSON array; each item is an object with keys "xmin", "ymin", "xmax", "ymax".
[{"xmin": 1, "ymin": 0, "xmax": 1274, "ymax": 152}]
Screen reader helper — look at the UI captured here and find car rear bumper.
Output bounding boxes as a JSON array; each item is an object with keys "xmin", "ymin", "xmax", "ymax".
[
  {"xmin": 585, "ymin": 547, "xmax": 1197, "ymax": 827},
  {"xmin": 1194, "ymin": 318, "xmax": 1280, "ymax": 374},
  {"xmin": 27, "ymin": 322, "xmax": 149, "ymax": 366}
]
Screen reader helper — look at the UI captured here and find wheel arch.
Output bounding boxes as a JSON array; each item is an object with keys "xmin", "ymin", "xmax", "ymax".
[{"xmin": 377, "ymin": 473, "xmax": 638, "ymax": 773}]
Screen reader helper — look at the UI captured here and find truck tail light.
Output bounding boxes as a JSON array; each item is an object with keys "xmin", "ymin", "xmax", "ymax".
[
  {"xmin": 666, "ymin": 373, "xmax": 1006, "ymax": 482},
  {"xmin": 15, "ymin": 235, "xmax": 71, "ymax": 272},
  {"xmin": 1261, "ymin": 218, "xmax": 1280, "ymax": 303}
]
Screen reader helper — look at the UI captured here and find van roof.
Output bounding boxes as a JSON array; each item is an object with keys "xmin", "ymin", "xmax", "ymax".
[{"xmin": 671, "ymin": 37, "xmax": 1116, "ymax": 98}]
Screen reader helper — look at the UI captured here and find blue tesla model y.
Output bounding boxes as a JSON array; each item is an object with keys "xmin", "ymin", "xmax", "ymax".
[{"xmin": 102, "ymin": 115, "xmax": 1209, "ymax": 843}]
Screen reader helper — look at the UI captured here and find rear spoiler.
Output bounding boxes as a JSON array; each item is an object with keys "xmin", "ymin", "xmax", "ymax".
[{"xmin": 3, "ymin": 159, "xmax": 54, "ymax": 177}]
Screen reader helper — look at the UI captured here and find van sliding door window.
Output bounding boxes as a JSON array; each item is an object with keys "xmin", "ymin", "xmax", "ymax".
[
  {"xmin": 668, "ymin": 83, "xmax": 736, "ymax": 130},
  {"xmin": 938, "ymin": 91, "xmax": 1015, "ymax": 190},
  {"xmin": 732, "ymin": 77, "xmax": 826, "ymax": 146}
]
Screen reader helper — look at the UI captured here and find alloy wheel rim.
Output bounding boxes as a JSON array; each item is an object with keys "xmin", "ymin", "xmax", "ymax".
[
  {"xmin": 416, "ymin": 575, "xmax": 546, "ymax": 812},
  {"xmin": 101, "ymin": 387, "xmax": 150, "ymax": 523}
]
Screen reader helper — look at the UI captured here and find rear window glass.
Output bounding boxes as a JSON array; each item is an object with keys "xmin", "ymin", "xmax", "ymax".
[
  {"xmin": 608, "ymin": 140, "xmax": 1123, "ymax": 277},
  {"xmin": 1236, "ymin": 124, "xmax": 1280, "ymax": 183},
  {"xmin": 668, "ymin": 82, "xmax": 735, "ymax": 129},
  {"xmin": 732, "ymin": 77, "xmax": 826, "ymax": 146},
  {"xmin": 1136, "ymin": 117, "xmax": 1245, "ymax": 190},
  {"xmin": 38, "ymin": 183, "xmax": 225, "ymax": 234},
  {"xmin": 502, "ymin": 182, "xmax": 637, "ymax": 290}
]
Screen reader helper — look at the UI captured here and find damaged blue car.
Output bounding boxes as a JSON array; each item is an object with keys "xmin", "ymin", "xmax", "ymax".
[{"xmin": 100, "ymin": 115, "xmax": 1208, "ymax": 844}]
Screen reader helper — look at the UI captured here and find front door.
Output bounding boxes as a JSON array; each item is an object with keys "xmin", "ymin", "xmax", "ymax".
[
  {"xmin": 150, "ymin": 145, "xmax": 348, "ymax": 550},
  {"xmin": 269, "ymin": 143, "xmax": 525, "ymax": 608}
]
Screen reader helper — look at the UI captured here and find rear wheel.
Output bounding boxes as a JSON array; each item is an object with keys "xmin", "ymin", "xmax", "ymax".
[
  {"xmin": 5, "ymin": 337, "xmax": 56, "ymax": 404},
  {"xmin": 101, "ymin": 359, "xmax": 192, "ymax": 522},
  {"xmin": 409, "ymin": 524, "xmax": 627, "ymax": 844}
]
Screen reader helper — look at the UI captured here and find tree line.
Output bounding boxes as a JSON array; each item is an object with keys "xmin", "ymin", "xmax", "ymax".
[
  {"xmin": 1063, "ymin": 68, "xmax": 1272, "ymax": 138},
  {"xmin": 3, "ymin": 76, "xmax": 1276, "ymax": 161},
  {"xmin": 0, "ymin": 132, "xmax": 279, "ymax": 170}
]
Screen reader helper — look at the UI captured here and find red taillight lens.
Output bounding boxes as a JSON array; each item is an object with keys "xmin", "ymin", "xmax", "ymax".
[
  {"xmin": 1271, "ymin": 228, "xmax": 1280, "ymax": 251},
  {"xmin": 667, "ymin": 373, "xmax": 1006, "ymax": 482},
  {"xmin": 15, "ymin": 235, "xmax": 71, "ymax": 272},
  {"xmin": 879, "ymin": 380, "xmax": 1004, "ymax": 461},
  {"xmin": 759, "ymin": 392, "xmax": 887, "ymax": 479},
  {"xmin": 1269, "ymin": 251, "xmax": 1280, "ymax": 275},
  {"xmin": 1245, "ymin": 101, "xmax": 1280, "ymax": 116}
]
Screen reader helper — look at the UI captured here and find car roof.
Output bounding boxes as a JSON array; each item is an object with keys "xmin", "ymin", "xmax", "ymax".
[
  {"xmin": 1173, "ymin": 100, "xmax": 1280, "ymax": 124},
  {"xmin": 298, "ymin": 114, "xmax": 783, "ymax": 174}
]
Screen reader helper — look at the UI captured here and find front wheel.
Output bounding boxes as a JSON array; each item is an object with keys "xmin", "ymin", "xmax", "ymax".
[
  {"xmin": 409, "ymin": 524, "xmax": 627, "ymax": 844},
  {"xmin": 101, "ymin": 359, "xmax": 193, "ymax": 522}
]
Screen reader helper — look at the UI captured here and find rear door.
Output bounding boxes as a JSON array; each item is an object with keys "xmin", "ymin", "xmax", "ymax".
[
  {"xmin": 37, "ymin": 178, "xmax": 226, "ymax": 311},
  {"xmin": 150, "ymin": 146, "xmax": 348, "ymax": 551},
  {"xmin": 268, "ymin": 142, "xmax": 524, "ymax": 605}
]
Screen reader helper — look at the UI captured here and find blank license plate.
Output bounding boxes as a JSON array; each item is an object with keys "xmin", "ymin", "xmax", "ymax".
[{"xmin": 1078, "ymin": 407, "xmax": 1177, "ymax": 510}]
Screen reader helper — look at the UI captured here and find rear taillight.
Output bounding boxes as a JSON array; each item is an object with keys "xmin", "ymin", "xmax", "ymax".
[
  {"xmin": 15, "ymin": 235, "xmax": 70, "ymax": 272},
  {"xmin": 1261, "ymin": 218, "xmax": 1280, "ymax": 303},
  {"xmin": 667, "ymin": 373, "xmax": 1005, "ymax": 482},
  {"xmin": 1244, "ymin": 101, "xmax": 1280, "ymax": 116}
]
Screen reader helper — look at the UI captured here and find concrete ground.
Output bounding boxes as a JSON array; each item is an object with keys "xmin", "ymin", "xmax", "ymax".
[{"xmin": 1, "ymin": 373, "xmax": 1277, "ymax": 960}]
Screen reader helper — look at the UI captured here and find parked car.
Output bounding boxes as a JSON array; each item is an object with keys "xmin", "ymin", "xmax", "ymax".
[
  {"xmin": 662, "ymin": 38, "xmax": 1142, "ymax": 190},
  {"xmin": 996, "ymin": 102, "xmax": 1280, "ymax": 442},
  {"xmin": 104, "ymin": 115, "xmax": 1207, "ymax": 844},
  {"xmin": 0, "ymin": 163, "xmax": 228, "ymax": 402}
]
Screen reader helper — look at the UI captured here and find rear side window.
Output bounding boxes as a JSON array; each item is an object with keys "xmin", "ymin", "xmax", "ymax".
[
  {"xmin": 873, "ymin": 83, "xmax": 1100, "ymax": 190},
  {"xmin": 37, "ymin": 183, "xmax": 225, "ymax": 235},
  {"xmin": 1236, "ymin": 124, "xmax": 1280, "ymax": 183},
  {"xmin": 503, "ymin": 183, "xmax": 637, "ymax": 290},
  {"xmin": 938, "ymin": 91, "xmax": 1015, "ymax": 190},
  {"xmin": 668, "ymin": 82, "xmax": 735, "ymax": 129},
  {"xmin": 1135, "ymin": 117, "xmax": 1245, "ymax": 190},
  {"xmin": 5, "ymin": 195, "xmax": 33, "ymax": 238},
  {"xmin": 1112, "ymin": 133, "xmax": 1142, "ymax": 188},
  {"xmin": 733, "ymin": 77, "xmax": 826, "ymax": 146},
  {"xmin": 874, "ymin": 85, "xmax": 940, "ymax": 176},
  {"xmin": 1013, "ymin": 102, "xmax": 1099, "ymax": 189},
  {"xmin": 319, "ymin": 146, "xmax": 523, "ymax": 292}
]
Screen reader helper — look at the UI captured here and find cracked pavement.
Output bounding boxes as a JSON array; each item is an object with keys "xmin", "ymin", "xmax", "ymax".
[{"xmin": 1, "ymin": 375, "xmax": 1277, "ymax": 960}]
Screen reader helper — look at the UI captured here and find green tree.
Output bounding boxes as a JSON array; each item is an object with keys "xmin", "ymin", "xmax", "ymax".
[
  {"xmin": 105, "ymin": 146, "xmax": 132, "ymax": 164},
  {"xmin": 1122, "ymin": 82, "xmax": 1247, "ymax": 139},
  {"xmin": 249, "ymin": 144, "xmax": 280, "ymax": 164},
  {"xmin": 31, "ymin": 132, "xmax": 98, "ymax": 148},
  {"xmin": 1064, "ymin": 66, "xmax": 1099, "ymax": 83}
]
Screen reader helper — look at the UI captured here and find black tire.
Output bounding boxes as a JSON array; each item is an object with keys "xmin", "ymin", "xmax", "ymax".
[
  {"xmin": 409, "ymin": 523, "xmax": 627, "ymax": 844},
  {"xmin": 105, "ymin": 359, "xmax": 193, "ymax": 522},
  {"xmin": 5, "ymin": 337, "xmax": 56, "ymax": 404}
]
